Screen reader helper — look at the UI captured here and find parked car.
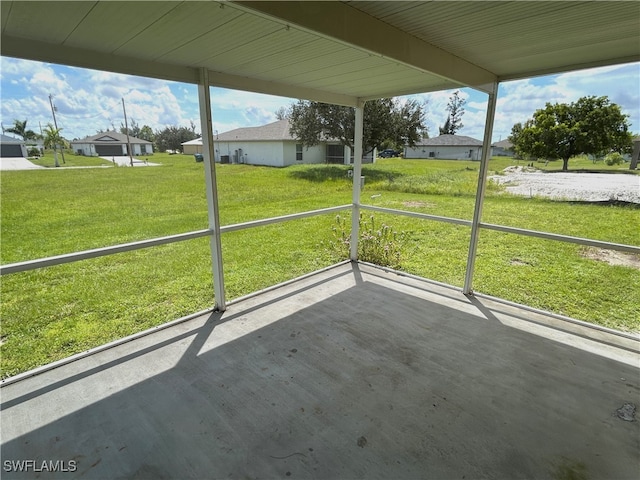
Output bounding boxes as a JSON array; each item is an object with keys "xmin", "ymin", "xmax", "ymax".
[{"xmin": 378, "ymin": 149, "xmax": 400, "ymax": 158}]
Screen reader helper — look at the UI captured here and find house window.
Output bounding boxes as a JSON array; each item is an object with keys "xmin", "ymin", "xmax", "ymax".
[
  {"xmin": 296, "ymin": 144, "xmax": 303, "ymax": 161},
  {"xmin": 429, "ymin": 151, "xmax": 435, "ymax": 158}
]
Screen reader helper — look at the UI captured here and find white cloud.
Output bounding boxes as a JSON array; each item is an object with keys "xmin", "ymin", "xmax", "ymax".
[
  {"xmin": 2, "ymin": 58, "xmax": 638, "ymax": 142},
  {"xmin": 0, "ymin": 59, "xmax": 205, "ymax": 139},
  {"xmin": 406, "ymin": 62, "xmax": 640, "ymax": 142}
]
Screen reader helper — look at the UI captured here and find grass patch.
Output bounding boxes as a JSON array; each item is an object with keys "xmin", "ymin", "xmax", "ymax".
[
  {"xmin": 1, "ymin": 155, "xmax": 638, "ymax": 377},
  {"xmin": 30, "ymin": 151, "xmax": 114, "ymax": 168},
  {"xmin": 473, "ymin": 232, "xmax": 640, "ymax": 332}
]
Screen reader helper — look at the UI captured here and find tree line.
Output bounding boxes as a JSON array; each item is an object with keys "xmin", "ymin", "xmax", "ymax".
[
  {"xmin": 113, "ymin": 120, "xmax": 199, "ymax": 153},
  {"xmin": 5, "ymin": 92, "xmax": 634, "ymax": 169},
  {"xmin": 3, "ymin": 118, "xmax": 200, "ymax": 154}
]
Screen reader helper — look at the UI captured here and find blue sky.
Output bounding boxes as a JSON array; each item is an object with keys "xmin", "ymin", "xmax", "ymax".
[{"xmin": 1, "ymin": 57, "xmax": 638, "ymax": 143}]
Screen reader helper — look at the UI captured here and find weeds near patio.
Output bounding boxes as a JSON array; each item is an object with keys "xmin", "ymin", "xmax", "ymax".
[{"xmin": 330, "ymin": 214, "xmax": 405, "ymax": 268}]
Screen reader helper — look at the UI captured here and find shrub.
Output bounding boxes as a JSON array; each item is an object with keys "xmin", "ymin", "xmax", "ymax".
[
  {"xmin": 604, "ymin": 152, "xmax": 624, "ymax": 166},
  {"xmin": 330, "ymin": 214, "xmax": 405, "ymax": 268},
  {"xmin": 27, "ymin": 147, "xmax": 41, "ymax": 157}
]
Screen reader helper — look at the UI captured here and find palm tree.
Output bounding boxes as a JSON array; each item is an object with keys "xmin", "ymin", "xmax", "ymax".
[
  {"xmin": 5, "ymin": 119, "xmax": 38, "ymax": 141},
  {"xmin": 43, "ymin": 123, "xmax": 68, "ymax": 167}
]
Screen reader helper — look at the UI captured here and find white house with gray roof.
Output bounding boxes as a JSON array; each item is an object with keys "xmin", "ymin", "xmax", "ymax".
[
  {"xmin": 183, "ymin": 119, "xmax": 373, "ymax": 167},
  {"xmin": 404, "ymin": 134, "xmax": 491, "ymax": 160},
  {"xmin": 71, "ymin": 131, "xmax": 153, "ymax": 157},
  {"xmin": 218, "ymin": 119, "xmax": 325, "ymax": 167}
]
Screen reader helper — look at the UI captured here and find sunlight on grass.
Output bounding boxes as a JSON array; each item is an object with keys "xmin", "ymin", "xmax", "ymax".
[
  {"xmin": 1, "ymin": 154, "xmax": 638, "ymax": 377},
  {"xmin": 474, "ymin": 232, "xmax": 640, "ymax": 332}
]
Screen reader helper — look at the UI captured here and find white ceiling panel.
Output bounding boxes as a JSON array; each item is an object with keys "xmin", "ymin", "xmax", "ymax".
[
  {"xmin": 64, "ymin": 2, "xmax": 182, "ymax": 53},
  {"xmin": 1, "ymin": 1, "xmax": 96, "ymax": 44},
  {"xmin": 115, "ymin": 3, "xmax": 246, "ymax": 60}
]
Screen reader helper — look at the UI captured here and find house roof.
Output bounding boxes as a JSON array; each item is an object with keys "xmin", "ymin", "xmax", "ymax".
[
  {"xmin": 2, "ymin": 2, "xmax": 637, "ymax": 107},
  {"xmin": 72, "ymin": 131, "xmax": 152, "ymax": 145},
  {"xmin": 184, "ymin": 120, "xmax": 303, "ymax": 144},
  {"xmin": 217, "ymin": 119, "xmax": 295, "ymax": 142},
  {"xmin": 493, "ymin": 139, "xmax": 513, "ymax": 149},
  {"xmin": 0, "ymin": 134, "xmax": 25, "ymax": 145},
  {"xmin": 416, "ymin": 134, "xmax": 483, "ymax": 147}
]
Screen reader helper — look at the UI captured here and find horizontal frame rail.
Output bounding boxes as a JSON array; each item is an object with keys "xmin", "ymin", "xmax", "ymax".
[
  {"xmin": 480, "ymin": 222, "xmax": 640, "ymax": 255},
  {"xmin": 360, "ymin": 204, "xmax": 473, "ymax": 227},
  {"xmin": 0, "ymin": 205, "xmax": 352, "ymax": 276},
  {"xmin": 219, "ymin": 205, "xmax": 351, "ymax": 233},
  {"xmin": 2, "ymin": 204, "xmax": 636, "ymax": 276},
  {"xmin": 361, "ymin": 204, "xmax": 638, "ymax": 255},
  {"xmin": 0, "ymin": 229, "xmax": 212, "ymax": 276}
]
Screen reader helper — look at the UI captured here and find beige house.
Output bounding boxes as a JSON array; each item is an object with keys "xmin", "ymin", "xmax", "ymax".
[{"xmin": 182, "ymin": 138, "xmax": 203, "ymax": 155}]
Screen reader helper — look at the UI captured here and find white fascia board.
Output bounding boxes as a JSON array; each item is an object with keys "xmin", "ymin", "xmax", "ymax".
[
  {"xmin": 234, "ymin": 1, "xmax": 497, "ymax": 94},
  {"xmin": 497, "ymin": 55, "xmax": 640, "ymax": 83},
  {"xmin": 360, "ymin": 81, "xmax": 466, "ymax": 102},
  {"xmin": 206, "ymin": 70, "xmax": 358, "ymax": 107},
  {"xmin": 0, "ymin": 35, "xmax": 358, "ymax": 107},
  {"xmin": 0, "ymin": 35, "xmax": 200, "ymax": 85}
]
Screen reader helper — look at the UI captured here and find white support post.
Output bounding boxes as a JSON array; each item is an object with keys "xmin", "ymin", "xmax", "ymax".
[
  {"xmin": 198, "ymin": 68, "xmax": 226, "ymax": 311},
  {"xmin": 350, "ymin": 100, "xmax": 365, "ymax": 261},
  {"xmin": 463, "ymin": 82, "xmax": 499, "ymax": 295}
]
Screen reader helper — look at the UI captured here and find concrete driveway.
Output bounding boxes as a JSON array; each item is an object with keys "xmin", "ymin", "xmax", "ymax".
[{"xmin": 0, "ymin": 157, "xmax": 44, "ymax": 170}]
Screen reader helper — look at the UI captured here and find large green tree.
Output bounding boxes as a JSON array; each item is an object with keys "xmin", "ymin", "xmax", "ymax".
[
  {"xmin": 509, "ymin": 96, "xmax": 632, "ymax": 171},
  {"xmin": 288, "ymin": 98, "xmax": 427, "ymax": 157},
  {"xmin": 42, "ymin": 123, "xmax": 69, "ymax": 167},
  {"xmin": 5, "ymin": 119, "xmax": 38, "ymax": 141}
]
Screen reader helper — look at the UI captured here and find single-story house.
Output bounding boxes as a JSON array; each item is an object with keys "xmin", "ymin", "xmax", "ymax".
[
  {"xmin": 404, "ymin": 134, "xmax": 491, "ymax": 160},
  {"xmin": 182, "ymin": 138, "xmax": 203, "ymax": 155},
  {"xmin": 492, "ymin": 139, "xmax": 514, "ymax": 157},
  {"xmin": 183, "ymin": 119, "xmax": 374, "ymax": 167},
  {"xmin": 0, "ymin": 134, "xmax": 28, "ymax": 158},
  {"xmin": 71, "ymin": 131, "xmax": 153, "ymax": 157}
]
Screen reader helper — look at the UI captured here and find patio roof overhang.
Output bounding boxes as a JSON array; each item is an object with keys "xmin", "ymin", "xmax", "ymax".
[
  {"xmin": 2, "ymin": 1, "xmax": 638, "ymax": 105},
  {"xmin": 1, "ymin": 5, "xmax": 639, "ymax": 475}
]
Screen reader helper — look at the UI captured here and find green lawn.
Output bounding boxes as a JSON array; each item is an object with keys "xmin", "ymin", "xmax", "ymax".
[
  {"xmin": 1, "ymin": 154, "xmax": 638, "ymax": 377},
  {"xmin": 30, "ymin": 151, "xmax": 114, "ymax": 168}
]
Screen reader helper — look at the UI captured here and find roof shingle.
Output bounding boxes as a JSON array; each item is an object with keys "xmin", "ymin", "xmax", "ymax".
[{"xmin": 416, "ymin": 134, "xmax": 483, "ymax": 147}]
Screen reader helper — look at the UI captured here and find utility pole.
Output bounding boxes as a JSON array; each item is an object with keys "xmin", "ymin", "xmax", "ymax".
[
  {"xmin": 122, "ymin": 98, "xmax": 134, "ymax": 167},
  {"xmin": 48, "ymin": 94, "xmax": 65, "ymax": 164}
]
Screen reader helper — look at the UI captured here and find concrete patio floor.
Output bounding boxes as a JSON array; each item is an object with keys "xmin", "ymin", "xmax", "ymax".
[{"xmin": 1, "ymin": 262, "xmax": 638, "ymax": 479}]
